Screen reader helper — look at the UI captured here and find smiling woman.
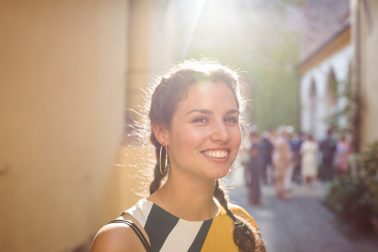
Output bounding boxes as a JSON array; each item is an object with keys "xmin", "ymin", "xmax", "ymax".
[
  {"xmin": 90, "ymin": 61, "xmax": 265, "ymax": 252},
  {"xmin": 159, "ymin": 80, "xmax": 241, "ymax": 181}
]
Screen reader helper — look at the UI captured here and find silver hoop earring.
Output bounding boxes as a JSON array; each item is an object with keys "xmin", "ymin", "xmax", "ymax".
[{"xmin": 159, "ymin": 145, "xmax": 168, "ymax": 175}]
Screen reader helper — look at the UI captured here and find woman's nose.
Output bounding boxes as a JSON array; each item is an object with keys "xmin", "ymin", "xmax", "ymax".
[{"xmin": 210, "ymin": 121, "xmax": 230, "ymax": 142}]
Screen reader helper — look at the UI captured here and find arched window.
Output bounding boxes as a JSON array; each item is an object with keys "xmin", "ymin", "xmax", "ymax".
[
  {"xmin": 309, "ymin": 79, "xmax": 317, "ymax": 135},
  {"xmin": 326, "ymin": 68, "xmax": 338, "ymax": 109}
]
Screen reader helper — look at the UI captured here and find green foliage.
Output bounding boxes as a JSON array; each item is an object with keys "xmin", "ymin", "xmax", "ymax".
[
  {"xmin": 325, "ymin": 141, "xmax": 378, "ymax": 228},
  {"xmin": 325, "ymin": 70, "xmax": 356, "ymax": 136},
  {"xmin": 360, "ymin": 142, "xmax": 378, "ymax": 216},
  {"xmin": 366, "ymin": 179, "xmax": 378, "ymax": 217},
  {"xmin": 279, "ymin": 0, "xmax": 305, "ymax": 5},
  {"xmin": 249, "ymin": 32, "xmax": 299, "ymax": 130},
  {"xmin": 360, "ymin": 142, "xmax": 378, "ymax": 177},
  {"xmin": 325, "ymin": 176, "xmax": 370, "ymax": 222},
  {"xmin": 181, "ymin": 2, "xmax": 301, "ymax": 131}
]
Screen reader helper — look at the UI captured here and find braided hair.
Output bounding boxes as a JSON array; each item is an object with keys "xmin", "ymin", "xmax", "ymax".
[
  {"xmin": 214, "ymin": 180, "xmax": 258, "ymax": 251},
  {"xmin": 147, "ymin": 61, "xmax": 260, "ymax": 251}
]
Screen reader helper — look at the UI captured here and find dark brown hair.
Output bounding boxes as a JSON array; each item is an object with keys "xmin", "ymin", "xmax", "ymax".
[{"xmin": 148, "ymin": 60, "xmax": 260, "ymax": 251}]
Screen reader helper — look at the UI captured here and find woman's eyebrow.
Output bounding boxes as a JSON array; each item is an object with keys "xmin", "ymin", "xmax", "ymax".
[
  {"xmin": 186, "ymin": 109, "xmax": 239, "ymax": 115},
  {"xmin": 186, "ymin": 109, "xmax": 212, "ymax": 115},
  {"xmin": 226, "ymin": 109, "xmax": 240, "ymax": 115}
]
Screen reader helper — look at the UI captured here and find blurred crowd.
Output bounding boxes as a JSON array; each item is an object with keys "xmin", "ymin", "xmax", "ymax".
[{"xmin": 241, "ymin": 126, "xmax": 352, "ymax": 206}]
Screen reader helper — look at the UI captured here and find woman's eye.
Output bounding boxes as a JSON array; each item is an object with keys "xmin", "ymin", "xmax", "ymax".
[
  {"xmin": 225, "ymin": 116, "xmax": 239, "ymax": 124},
  {"xmin": 192, "ymin": 117, "xmax": 209, "ymax": 124}
]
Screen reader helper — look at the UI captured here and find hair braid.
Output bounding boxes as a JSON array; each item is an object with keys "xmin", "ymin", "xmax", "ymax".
[
  {"xmin": 149, "ymin": 164, "xmax": 163, "ymax": 194},
  {"xmin": 214, "ymin": 180, "xmax": 257, "ymax": 252}
]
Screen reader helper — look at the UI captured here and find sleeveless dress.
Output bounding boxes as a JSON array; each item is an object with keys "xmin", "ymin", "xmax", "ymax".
[
  {"xmin": 124, "ymin": 198, "xmax": 264, "ymax": 252},
  {"xmin": 300, "ymin": 140, "xmax": 319, "ymax": 177}
]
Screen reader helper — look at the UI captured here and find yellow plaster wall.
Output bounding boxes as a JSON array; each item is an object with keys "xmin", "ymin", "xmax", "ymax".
[
  {"xmin": 360, "ymin": 0, "xmax": 378, "ymax": 146},
  {"xmin": 120, "ymin": 0, "xmax": 160, "ymax": 209},
  {"xmin": 126, "ymin": 0, "xmax": 151, "ymax": 121},
  {"xmin": 0, "ymin": 0, "xmax": 129, "ymax": 251}
]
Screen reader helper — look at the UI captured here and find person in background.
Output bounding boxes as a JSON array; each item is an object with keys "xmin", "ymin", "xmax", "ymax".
[
  {"xmin": 272, "ymin": 127, "xmax": 292, "ymax": 199},
  {"xmin": 90, "ymin": 61, "xmax": 265, "ymax": 252},
  {"xmin": 300, "ymin": 134, "xmax": 319, "ymax": 187},
  {"xmin": 319, "ymin": 129, "xmax": 337, "ymax": 181},
  {"xmin": 242, "ymin": 129, "xmax": 260, "ymax": 187},
  {"xmin": 246, "ymin": 143, "xmax": 263, "ymax": 206},
  {"xmin": 284, "ymin": 126, "xmax": 296, "ymax": 191},
  {"xmin": 260, "ymin": 130, "xmax": 274, "ymax": 185},
  {"xmin": 290, "ymin": 131, "xmax": 304, "ymax": 184},
  {"xmin": 335, "ymin": 134, "xmax": 351, "ymax": 177}
]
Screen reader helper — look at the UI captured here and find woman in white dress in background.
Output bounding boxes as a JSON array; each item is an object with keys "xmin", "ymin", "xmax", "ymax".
[{"xmin": 300, "ymin": 134, "xmax": 319, "ymax": 187}]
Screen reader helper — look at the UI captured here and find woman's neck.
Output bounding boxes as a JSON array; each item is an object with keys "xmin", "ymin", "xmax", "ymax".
[{"xmin": 147, "ymin": 173, "xmax": 219, "ymax": 221}]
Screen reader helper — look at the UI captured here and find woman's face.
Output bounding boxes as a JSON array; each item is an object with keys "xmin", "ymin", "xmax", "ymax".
[{"xmin": 165, "ymin": 81, "xmax": 241, "ymax": 181}]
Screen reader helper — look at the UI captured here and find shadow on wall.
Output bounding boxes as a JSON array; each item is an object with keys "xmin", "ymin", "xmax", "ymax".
[{"xmin": 73, "ymin": 237, "xmax": 93, "ymax": 252}]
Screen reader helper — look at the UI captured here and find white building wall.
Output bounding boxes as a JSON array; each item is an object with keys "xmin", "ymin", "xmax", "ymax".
[{"xmin": 300, "ymin": 45, "xmax": 353, "ymax": 139}]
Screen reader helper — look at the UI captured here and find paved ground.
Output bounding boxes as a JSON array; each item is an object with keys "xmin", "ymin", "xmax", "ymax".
[{"xmin": 229, "ymin": 182, "xmax": 378, "ymax": 252}]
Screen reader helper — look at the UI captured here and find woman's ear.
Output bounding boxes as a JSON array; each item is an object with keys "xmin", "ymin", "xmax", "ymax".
[{"xmin": 152, "ymin": 123, "xmax": 168, "ymax": 145}]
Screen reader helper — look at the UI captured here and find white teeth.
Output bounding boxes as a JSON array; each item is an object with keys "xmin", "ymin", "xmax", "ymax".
[{"xmin": 203, "ymin": 150, "xmax": 228, "ymax": 158}]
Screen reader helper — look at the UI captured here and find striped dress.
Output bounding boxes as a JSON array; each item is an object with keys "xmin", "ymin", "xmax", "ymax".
[{"xmin": 125, "ymin": 198, "xmax": 264, "ymax": 252}]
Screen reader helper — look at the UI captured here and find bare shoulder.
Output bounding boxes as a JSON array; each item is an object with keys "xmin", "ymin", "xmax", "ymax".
[{"xmin": 90, "ymin": 215, "xmax": 147, "ymax": 252}]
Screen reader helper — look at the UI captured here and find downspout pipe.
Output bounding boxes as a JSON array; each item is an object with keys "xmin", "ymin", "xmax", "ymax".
[{"xmin": 353, "ymin": 0, "xmax": 362, "ymax": 153}]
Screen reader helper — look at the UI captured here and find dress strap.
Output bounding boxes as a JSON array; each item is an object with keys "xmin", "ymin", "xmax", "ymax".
[{"xmin": 109, "ymin": 219, "xmax": 151, "ymax": 252}]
